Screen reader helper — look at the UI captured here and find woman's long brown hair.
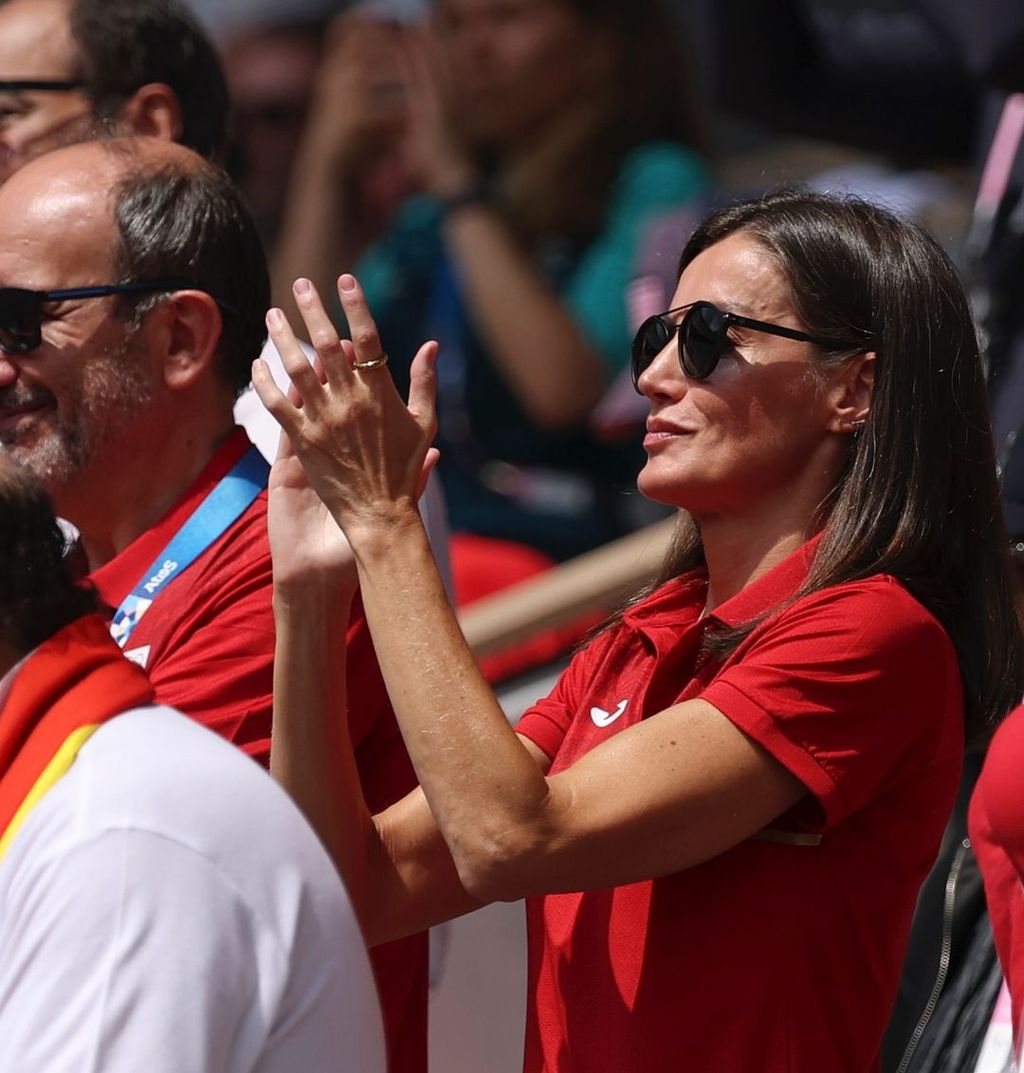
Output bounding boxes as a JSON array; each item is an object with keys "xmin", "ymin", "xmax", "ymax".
[{"xmin": 627, "ymin": 189, "xmax": 1024, "ymax": 744}]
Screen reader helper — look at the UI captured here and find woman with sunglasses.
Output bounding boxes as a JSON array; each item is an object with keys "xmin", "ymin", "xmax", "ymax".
[{"xmin": 254, "ymin": 188, "xmax": 1024, "ymax": 1073}]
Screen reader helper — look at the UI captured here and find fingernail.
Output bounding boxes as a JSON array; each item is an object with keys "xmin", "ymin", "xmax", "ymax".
[
  {"xmin": 267, "ymin": 308, "xmax": 283, "ymax": 328},
  {"xmin": 339, "ymin": 274, "xmax": 356, "ymax": 293},
  {"xmin": 294, "ymin": 278, "xmax": 311, "ymax": 295}
]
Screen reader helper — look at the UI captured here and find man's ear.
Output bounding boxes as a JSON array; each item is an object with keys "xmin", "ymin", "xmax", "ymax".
[
  {"xmin": 117, "ymin": 83, "xmax": 184, "ymax": 143},
  {"xmin": 827, "ymin": 351, "xmax": 876, "ymax": 434},
  {"xmin": 150, "ymin": 291, "xmax": 224, "ymax": 392}
]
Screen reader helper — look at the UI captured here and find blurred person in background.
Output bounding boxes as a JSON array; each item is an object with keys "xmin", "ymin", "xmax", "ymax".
[
  {"xmin": 218, "ymin": 4, "xmax": 455, "ymax": 599},
  {"xmin": 0, "ymin": 0, "xmax": 228, "ymax": 182},
  {"xmin": 258, "ymin": 188, "xmax": 1024, "ymax": 1073},
  {"xmin": 274, "ymin": 0, "xmax": 709, "ymax": 624},
  {"xmin": 221, "ymin": 16, "xmax": 328, "ymax": 251}
]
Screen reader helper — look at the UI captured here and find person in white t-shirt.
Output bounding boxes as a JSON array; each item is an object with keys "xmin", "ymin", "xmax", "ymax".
[{"xmin": 0, "ymin": 452, "xmax": 385, "ymax": 1073}]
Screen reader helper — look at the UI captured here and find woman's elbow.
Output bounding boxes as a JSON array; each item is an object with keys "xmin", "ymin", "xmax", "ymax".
[{"xmin": 450, "ymin": 824, "xmax": 549, "ymax": 903}]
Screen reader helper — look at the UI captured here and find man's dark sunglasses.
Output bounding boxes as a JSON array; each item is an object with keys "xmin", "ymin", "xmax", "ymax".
[
  {"xmin": 0, "ymin": 80, "xmax": 86, "ymax": 93},
  {"xmin": 630, "ymin": 300, "xmax": 871, "ymax": 391},
  {"xmin": 0, "ymin": 280, "xmax": 229, "ymax": 355}
]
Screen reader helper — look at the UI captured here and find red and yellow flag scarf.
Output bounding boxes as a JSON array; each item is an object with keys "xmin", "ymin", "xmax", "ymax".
[{"xmin": 0, "ymin": 614, "xmax": 154, "ymax": 860}]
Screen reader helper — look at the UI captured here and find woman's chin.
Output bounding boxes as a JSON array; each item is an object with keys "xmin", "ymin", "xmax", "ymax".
[{"xmin": 637, "ymin": 468, "xmax": 688, "ymax": 510}]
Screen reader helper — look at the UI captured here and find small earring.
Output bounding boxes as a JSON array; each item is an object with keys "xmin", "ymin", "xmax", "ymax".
[{"xmin": 849, "ymin": 418, "xmax": 867, "ymax": 429}]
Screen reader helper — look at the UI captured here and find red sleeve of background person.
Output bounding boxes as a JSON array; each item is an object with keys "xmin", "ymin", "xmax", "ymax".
[{"xmin": 970, "ymin": 706, "xmax": 1024, "ymax": 1050}]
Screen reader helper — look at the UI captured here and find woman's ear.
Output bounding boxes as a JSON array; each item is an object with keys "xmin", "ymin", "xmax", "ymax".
[
  {"xmin": 827, "ymin": 352, "xmax": 876, "ymax": 433},
  {"xmin": 117, "ymin": 83, "xmax": 184, "ymax": 143}
]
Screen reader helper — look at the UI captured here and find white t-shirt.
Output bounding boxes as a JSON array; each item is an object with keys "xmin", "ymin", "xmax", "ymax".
[{"xmin": 0, "ymin": 705, "xmax": 385, "ymax": 1073}]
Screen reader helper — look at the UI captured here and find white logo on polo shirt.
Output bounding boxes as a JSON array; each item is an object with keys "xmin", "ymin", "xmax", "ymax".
[
  {"xmin": 124, "ymin": 645, "xmax": 151, "ymax": 669},
  {"xmin": 590, "ymin": 699, "xmax": 628, "ymax": 727}
]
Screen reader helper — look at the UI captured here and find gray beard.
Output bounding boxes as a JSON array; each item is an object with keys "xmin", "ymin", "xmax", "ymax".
[{"xmin": 0, "ymin": 332, "xmax": 154, "ymax": 492}]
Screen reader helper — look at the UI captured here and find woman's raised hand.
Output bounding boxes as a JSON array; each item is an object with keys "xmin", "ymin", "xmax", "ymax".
[
  {"xmin": 265, "ymin": 386, "xmax": 358, "ymax": 597},
  {"xmin": 252, "ymin": 274, "xmax": 439, "ymax": 550}
]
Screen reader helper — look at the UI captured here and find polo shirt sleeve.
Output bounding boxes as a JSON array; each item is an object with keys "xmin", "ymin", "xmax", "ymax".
[
  {"xmin": 516, "ymin": 628, "xmax": 622, "ymax": 761},
  {"xmin": 699, "ymin": 579, "xmax": 963, "ymax": 828}
]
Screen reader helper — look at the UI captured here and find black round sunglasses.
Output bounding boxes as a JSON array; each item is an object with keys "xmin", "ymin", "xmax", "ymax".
[{"xmin": 630, "ymin": 301, "xmax": 871, "ymax": 392}]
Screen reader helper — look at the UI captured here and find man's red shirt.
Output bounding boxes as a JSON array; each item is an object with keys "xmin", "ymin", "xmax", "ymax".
[{"xmin": 88, "ymin": 427, "xmax": 426, "ymax": 1073}]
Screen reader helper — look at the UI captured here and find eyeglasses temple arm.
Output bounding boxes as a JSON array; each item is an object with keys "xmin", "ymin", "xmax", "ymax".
[{"xmin": 726, "ymin": 312, "xmax": 871, "ymax": 351}]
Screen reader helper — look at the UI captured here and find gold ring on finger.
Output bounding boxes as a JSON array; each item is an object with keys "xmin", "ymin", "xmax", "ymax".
[{"xmin": 352, "ymin": 352, "xmax": 389, "ymax": 371}]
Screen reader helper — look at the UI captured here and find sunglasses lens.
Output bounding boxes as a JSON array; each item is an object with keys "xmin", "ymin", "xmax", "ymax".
[
  {"xmin": 0, "ymin": 290, "xmax": 42, "ymax": 354},
  {"xmin": 680, "ymin": 303, "xmax": 725, "ymax": 379},
  {"xmin": 630, "ymin": 315, "xmax": 673, "ymax": 391}
]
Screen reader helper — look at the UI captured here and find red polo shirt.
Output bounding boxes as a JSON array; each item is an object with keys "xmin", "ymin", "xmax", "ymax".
[
  {"xmin": 516, "ymin": 540, "xmax": 964, "ymax": 1073},
  {"xmin": 970, "ymin": 705, "xmax": 1024, "ymax": 1057},
  {"xmin": 88, "ymin": 427, "xmax": 427, "ymax": 1073}
]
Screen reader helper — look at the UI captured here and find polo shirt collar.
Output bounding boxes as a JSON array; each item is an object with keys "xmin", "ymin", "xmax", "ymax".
[
  {"xmin": 620, "ymin": 532, "xmax": 824, "ymax": 645},
  {"xmin": 707, "ymin": 532, "xmax": 823, "ymax": 628},
  {"xmin": 622, "ymin": 573, "xmax": 707, "ymax": 633},
  {"xmin": 87, "ymin": 425, "xmax": 255, "ymax": 601}
]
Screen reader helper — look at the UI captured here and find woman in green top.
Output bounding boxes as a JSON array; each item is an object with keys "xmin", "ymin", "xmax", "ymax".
[{"xmin": 274, "ymin": 0, "xmax": 709, "ymax": 593}]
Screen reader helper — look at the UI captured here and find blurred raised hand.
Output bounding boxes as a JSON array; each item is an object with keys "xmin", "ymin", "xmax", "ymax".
[
  {"xmin": 396, "ymin": 27, "xmax": 477, "ymax": 197},
  {"xmin": 270, "ymin": 15, "xmax": 417, "ymax": 334},
  {"xmin": 310, "ymin": 15, "xmax": 411, "ymax": 172}
]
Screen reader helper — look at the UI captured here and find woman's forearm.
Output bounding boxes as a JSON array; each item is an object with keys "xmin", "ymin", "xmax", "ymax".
[
  {"xmin": 270, "ymin": 585, "xmax": 379, "ymax": 908},
  {"xmin": 271, "ymin": 145, "xmax": 369, "ymax": 339},
  {"xmin": 442, "ymin": 205, "xmax": 607, "ymax": 428},
  {"xmin": 350, "ymin": 509, "xmax": 558, "ymax": 901},
  {"xmin": 271, "ymin": 580, "xmax": 484, "ymax": 941}
]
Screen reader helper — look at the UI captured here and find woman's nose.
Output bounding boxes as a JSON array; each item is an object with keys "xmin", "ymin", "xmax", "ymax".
[{"xmin": 637, "ymin": 337, "xmax": 683, "ymax": 399}]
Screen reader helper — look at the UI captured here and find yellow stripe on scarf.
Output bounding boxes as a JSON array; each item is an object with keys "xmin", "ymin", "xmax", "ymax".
[{"xmin": 0, "ymin": 724, "xmax": 101, "ymax": 862}]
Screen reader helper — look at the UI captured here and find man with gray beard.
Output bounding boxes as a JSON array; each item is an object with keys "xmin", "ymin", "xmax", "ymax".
[{"xmin": 0, "ymin": 136, "xmax": 429, "ymax": 1071}]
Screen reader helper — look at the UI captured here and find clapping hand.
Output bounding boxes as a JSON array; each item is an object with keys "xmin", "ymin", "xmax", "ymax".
[
  {"xmin": 265, "ymin": 373, "xmax": 358, "ymax": 596},
  {"xmin": 253, "ymin": 274, "xmax": 439, "ymax": 562}
]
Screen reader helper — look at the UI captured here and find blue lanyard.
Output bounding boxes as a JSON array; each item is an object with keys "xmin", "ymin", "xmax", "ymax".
[{"xmin": 109, "ymin": 445, "xmax": 270, "ymax": 649}]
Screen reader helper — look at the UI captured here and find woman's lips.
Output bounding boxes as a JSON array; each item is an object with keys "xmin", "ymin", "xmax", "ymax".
[{"xmin": 643, "ymin": 420, "xmax": 694, "ymax": 449}]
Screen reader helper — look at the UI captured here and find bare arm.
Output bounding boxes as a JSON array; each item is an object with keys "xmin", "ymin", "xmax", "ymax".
[
  {"xmin": 353, "ymin": 513, "xmax": 803, "ymax": 900},
  {"xmin": 262, "ymin": 410, "xmax": 481, "ymax": 945},
  {"xmin": 270, "ymin": 582, "xmax": 482, "ymax": 944},
  {"xmin": 399, "ymin": 38, "xmax": 608, "ymax": 428},
  {"xmin": 271, "ymin": 17, "xmax": 411, "ymax": 331},
  {"xmin": 271, "ymin": 141, "xmax": 361, "ymax": 334},
  {"xmin": 256, "ymin": 278, "xmax": 806, "ymax": 910},
  {"xmin": 440, "ymin": 206, "xmax": 608, "ymax": 427}
]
